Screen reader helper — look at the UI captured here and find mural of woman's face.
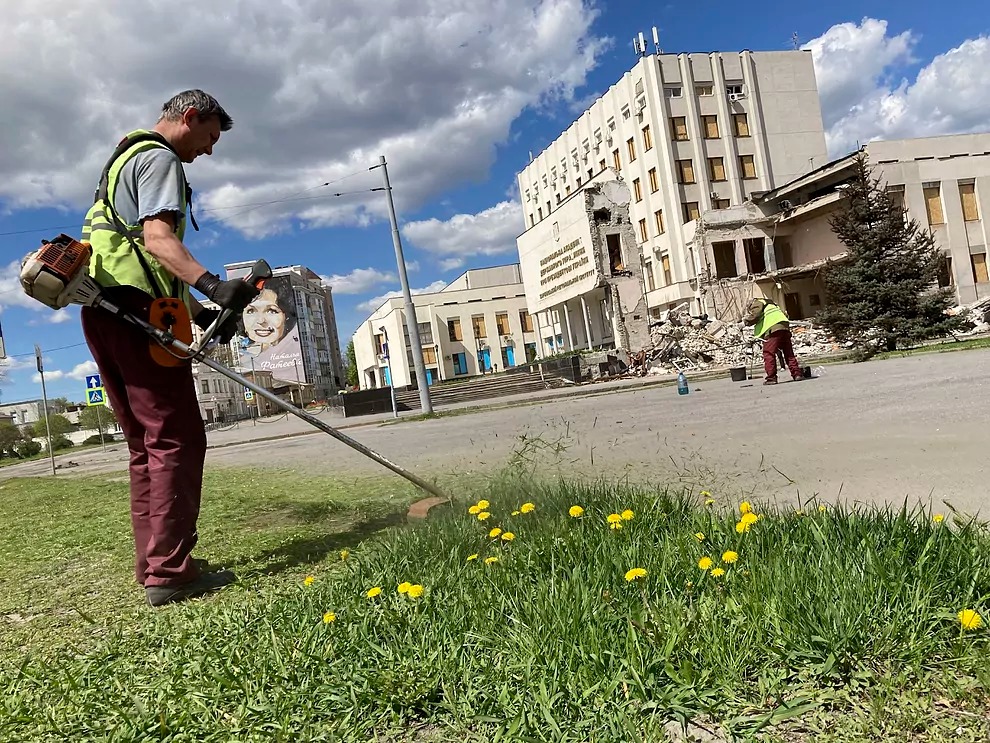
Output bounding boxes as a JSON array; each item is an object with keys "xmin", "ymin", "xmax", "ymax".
[{"xmin": 243, "ymin": 289, "xmax": 287, "ymax": 347}]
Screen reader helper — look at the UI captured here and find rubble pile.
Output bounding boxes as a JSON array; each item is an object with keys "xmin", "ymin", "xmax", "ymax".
[
  {"xmin": 948, "ymin": 296, "xmax": 990, "ymax": 336},
  {"xmin": 628, "ymin": 303, "xmax": 838, "ymax": 377}
]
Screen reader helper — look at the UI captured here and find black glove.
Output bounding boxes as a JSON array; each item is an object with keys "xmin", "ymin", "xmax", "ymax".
[
  {"xmin": 194, "ymin": 307, "xmax": 239, "ymax": 344},
  {"xmin": 194, "ymin": 272, "xmax": 260, "ymax": 313}
]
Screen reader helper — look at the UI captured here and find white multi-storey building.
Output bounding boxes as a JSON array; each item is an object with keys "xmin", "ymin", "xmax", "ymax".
[{"xmin": 515, "ymin": 48, "xmax": 829, "ymax": 338}]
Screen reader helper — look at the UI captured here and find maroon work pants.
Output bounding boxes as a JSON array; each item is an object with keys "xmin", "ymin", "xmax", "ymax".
[
  {"xmin": 81, "ymin": 287, "xmax": 206, "ymax": 588},
  {"xmin": 762, "ymin": 328, "xmax": 803, "ymax": 381}
]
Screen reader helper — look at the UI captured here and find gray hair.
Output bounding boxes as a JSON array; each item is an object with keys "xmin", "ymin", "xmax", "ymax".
[{"xmin": 159, "ymin": 89, "xmax": 233, "ymax": 131}]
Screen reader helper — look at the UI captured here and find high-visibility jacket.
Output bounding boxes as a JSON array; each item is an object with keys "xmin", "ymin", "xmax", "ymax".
[
  {"xmin": 81, "ymin": 129, "xmax": 195, "ymax": 308},
  {"xmin": 752, "ymin": 299, "xmax": 790, "ymax": 338}
]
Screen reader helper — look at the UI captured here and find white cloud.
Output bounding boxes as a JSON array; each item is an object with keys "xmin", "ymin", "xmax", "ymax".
[
  {"xmin": 807, "ymin": 19, "xmax": 990, "ymax": 155},
  {"xmin": 356, "ymin": 281, "xmax": 448, "ymax": 314},
  {"xmin": 401, "ymin": 200, "xmax": 524, "ymax": 269},
  {"xmin": 31, "ymin": 360, "xmax": 98, "ymax": 385},
  {"xmin": 0, "ymin": 1, "xmax": 607, "ymax": 239},
  {"xmin": 322, "ymin": 267, "xmax": 397, "ymax": 295}
]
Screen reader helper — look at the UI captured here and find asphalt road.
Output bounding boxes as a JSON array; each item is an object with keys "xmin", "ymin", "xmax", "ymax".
[{"xmin": 4, "ymin": 349, "xmax": 988, "ymax": 514}]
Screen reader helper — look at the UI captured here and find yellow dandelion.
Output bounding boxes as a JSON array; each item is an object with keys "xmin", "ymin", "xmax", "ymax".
[
  {"xmin": 739, "ymin": 501, "xmax": 752, "ymax": 515},
  {"xmin": 501, "ymin": 532, "xmax": 515, "ymax": 542},
  {"xmin": 818, "ymin": 504, "xmax": 827, "ymax": 513},
  {"xmin": 477, "ymin": 500, "xmax": 490, "ymax": 509},
  {"xmin": 467, "ymin": 553, "xmax": 479, "ymax": 561},
  {"xmin": 711, "ymin": 567, "xmax": 726, "ymax": 578},
  {"xmin": 958, "ymin": 609, "xmax": 983, "ymax": 631},
  {"xmin": 704, "ymin": 499, "xmax": 716, "ymax": 507},
  {"xmin": 406, "ymin": 584, "xmax": 424, "ymax": 599},
  {"xmin": 520, "ymin": 502, "xmax": 536, "ymax": 514},
  {"xmin": 735, "ymin": 521, "xmax": 749, "ymax": 533},
  {"xmin": 340, "ymin": 549, "xmax": 350, "ymax": 561},
  {"xmin": 722, "ymin": 550, "xmax": 739, "ymax": 564},
  {"xmin": 621, "ymin": 509, "xmax": 634, "ymax": 521},
  {"xmin": 795, "ymin": 509, "xmax": 804, "ymax": 516},
  {"xmin": 477, "ymin": 511, "xmax": 491, "ymax": 521},
  {"xmin": 398, "ymin": 582, "xmax": 412, "ymax": 594},
  {"xmin": 740, "ymin": 512, "xmax": 759, "ymax": 526},
  {"xmin": 489, "ymin": 527, "xmax": 503, "ymax": 538},
  {"xmin": 933, "ymin": 513, "xmax": 945, "ymax": 524},
  {"xmin": 609, "ymin": 521, "xmax": 623, "ymax": 531},
  {"xmin": 569, "ymin": 505, "xmax": 585, "ymax": 518},
  {"xmin": 303, "ymin": 575, "xmax": 315, "ymax": 586},
  {"xmin": 694, "ymin": 532, "xmax": 705, "ymax": 542},
  {"xmin": 511, "ymin": 510, "xmax": 520, "ymax": 516},
  {"xmin": 624, "ymin": 567, "xmax": 648, "ymax": 582},
  {"xmin": 485, "ymin": 556, "xmax": 499, "ymax": 565},
  {"xmin": 366, "ymin": 586, "xmax": 382, "ymax": 599},
  {"xmin": 700, "ymin": 490, "xmax": 712, "ymax": 498},
  {"xmin": 698, "ymin": 557, "xmax": 713, "ymax": 571},
  {"xmin": 607, "ymin": 513, "xmax": 622, "ymax": 524},
  {"xmin": 468, "ymin": 505, "xmax": 481, "ymax": 515},
  {"xmin": 323, "ymin": 611, "xmax": 336, "ymax": 624}
]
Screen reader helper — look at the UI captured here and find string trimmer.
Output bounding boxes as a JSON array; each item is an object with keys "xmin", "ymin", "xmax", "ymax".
[{"xmin": 19, "ymin": 234, "xmax": 448, "ymax": 501}]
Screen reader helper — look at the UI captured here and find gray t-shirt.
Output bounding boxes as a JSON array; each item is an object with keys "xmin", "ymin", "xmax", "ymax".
[{"xmin": 112, "ymin": 148, "xmax": 186, "ymax": 231}]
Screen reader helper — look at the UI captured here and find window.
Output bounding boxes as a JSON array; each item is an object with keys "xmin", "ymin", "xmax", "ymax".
[
  {"xmin": 744, "ymin": 237, "xmax": 766, "ymax": 274},
  {"xmin": 418, "ymin": 321, "xmax": 434, "ymax": 345},
  {"xmin": 452, "ymin": 352, "xmax": 468, "ymax": 375},
  {"xmin": 519, "ymin": 310, "xmax": 534, "ymax": 333},
  {"xmin": 471, "ymin": 315, "xmax": 487, "ymax": 338},
  {"xmin": 448, "ymin": 319, "xmax": 461, "ymax": 342},
  {"xmin": 708, "ymin": 157, "xmax": 726, "ymax": 182},
  {"xmin": 633, "ymin": 178, "xmax": 643, "ymax": 202},
  {"xmin": 726, "ymin": 83, "xmax": 744, "ymax": 96},
  {"xmin": 599, "ymin": 159, "xmax": 606, "ymax": 172},
  {"xmin": 654, "ymin": 209, "xmax": 665, "ymax": 235},
  {"xmin": 495, "ymin": 312, "xmax": 510, "ymax": 335},
  {"xmin": 638, "ymin": 217, "xmax": 648, "ymax": 242},
  {"xmin": 960, "ymin": 182, "xmax": 980, "ymax": 221},
  {"xmin": 938, "ymin": 256, "xmax": 954, "ymax": 288},
  {"xmin": 587, "ymin": 168, "xmax": 594, "ymax": 180},
  {"xmin": 739, "ymin": 155, "xmax": 757, "ymax": 179},
  {"xmin": 713, "ymin": 241, "xmax": 738, "ymax": 278},
  {"xmin": 714, "ymin": 198, "xmax": 730, "ymax": 209},
  {"xmin": 972, "ymin": 253, "xmax": 989, "ymax": 283},
  {"xmin": 733, "ymin": 113, "xmax": 750, "ymax": 137},
  {"xmin": 661, "ymin": 253, "xmax": 672, "ymax": 285},
  {"xmin": 374, "ymin": 333, "xmax": 385, "ymax": 354},
  {"xmin": 537, "ymin": 207, "xmax": 543, "ymax": 220},
  {"xmin": 612, "ymin": 149, "xmax": 621, "ymax": 171},
  {"xmin": 644, "ymin": 260, "xmax": 656, "ymax": 291},
  {"xmin": 671, "ymin": 116, "xmax": 688, "ymax": 141},
  {"xmin": 201, "ymin": 379, "xmax": 209, "ymax": 394},
  {"xmin": 606, "ymin": 233, "xmax": 624, "ymax": 272},
  {"xmin": 677, "ymin": 159, "xmax": 696, "ymax": 184},
  {"xmin": 566, "ymin": 185, "xmax": 571, "ymax": 195},
  {"xmin": 627, "ymin": 137, "xmax": 636, "ymax": 162},
  {"xmin": 648, "ymin": 168, "xmax": 659, "ymax": 193},
  {"xmin": 621, "ymin": 105, "xmax": 631, "ymax": 120},
  {"xmin": 422, "ymin": 347, "xmax": 438, "ymax": 365},
  {"xmin": 924, "ymin": 186, "xmax": 944, "ymax": 225},
  {"xmin": 664, "ymin": 86, "xmax": 682, "ymax": 98},
  {"xmin": 696, "ymin": 84, "xmax": 714, "ymax": 96},
  {"xmin": 642, "ymin": 125, "xmax": 653, "ymax": 151},
  {"xmin": 702, "ymin": 115, "xmax": 719, "ymax": 139},
  {"xmin": 683, "ymin": 202, "xmax": 700, "ymax": 223}
]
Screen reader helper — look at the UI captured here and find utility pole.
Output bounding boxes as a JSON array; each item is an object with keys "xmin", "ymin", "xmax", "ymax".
[
  {"xmin": 377, "ymin": 155, "xmax": 433, "ymax": 414},
  {"xmin": 95, "ymin": 403, "xmax": 106, "ymax": 452},
  {"xmin": 34, "ymin": 345, "xmax": 56, "ymax": 476}
]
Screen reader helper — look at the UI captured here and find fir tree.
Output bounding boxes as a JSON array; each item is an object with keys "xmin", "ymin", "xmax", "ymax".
[{"xmin": 816, "ymin": 154, "xmax": 963, "ymax": 357}]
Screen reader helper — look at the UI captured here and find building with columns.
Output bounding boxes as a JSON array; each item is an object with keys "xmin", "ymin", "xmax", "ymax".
[{"xmin": 514, "ymin": 47, "xmax": 829, "ymax": 352}]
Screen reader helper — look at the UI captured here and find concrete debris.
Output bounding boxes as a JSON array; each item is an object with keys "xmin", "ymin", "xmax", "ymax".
[{"xmin": 947, "ymin": 296, "xmax": 990, "ymax": 336}]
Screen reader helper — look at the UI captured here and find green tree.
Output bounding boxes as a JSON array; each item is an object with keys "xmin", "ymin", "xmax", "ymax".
[
  {"xmin": 0, "ymin": 421, "xmax": 24, "ymax": 458},
  {"xmin": 345, "ymin": 340, "xmax": 358, "ymax": 388},
  {"xmin": 78, "ymin": 405, "xmax": 118, "ymax": 433},
  {"xmin": 816, "ymin": 154, "xmax": 964, "ymax": 358},
  {"xmin": 32, "ymin": 413, "xmax": 74, "ymax": 439},
  {"xmin": 48, "ymin": 397, "xmax": 71, "ymax": 414}
]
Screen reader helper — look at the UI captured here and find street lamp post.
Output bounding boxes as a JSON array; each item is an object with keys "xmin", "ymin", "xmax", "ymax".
[{"xmin": 380, "ymin": 326, "xmax": 398, "ymax": 419}]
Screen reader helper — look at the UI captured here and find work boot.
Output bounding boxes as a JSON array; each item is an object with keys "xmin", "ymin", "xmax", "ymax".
[
  {"xmin": 763, "ymin": 378, "xmax": 777, "ymax": 385},
  {"xmin": 145, "ymin": 570, "xmax": 237, "ymax": 608}
]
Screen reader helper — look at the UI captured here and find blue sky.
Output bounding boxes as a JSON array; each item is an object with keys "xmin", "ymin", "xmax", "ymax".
[{"xmin": 1, "ymin": 0, "xmax": 988, "ymax": 403}]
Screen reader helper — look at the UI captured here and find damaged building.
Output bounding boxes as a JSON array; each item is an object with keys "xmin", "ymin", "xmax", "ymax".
[{"xmin": 516, "ymin": 178, "xmax": 651, "ymax": 355}]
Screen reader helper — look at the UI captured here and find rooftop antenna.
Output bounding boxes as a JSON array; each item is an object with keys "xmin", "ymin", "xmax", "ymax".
[
  {"xmin": 791, "ymin": 32, "xmax": 801, "ymax": 50},
  {"xmin": 632, "ymin": 35, "xmax": 641, "ymax": 56},
  {"xmin": 652, "ymin": 26, "xmax": 662, "ymax": 54},
  {"xmin": 638, "ymin": 31, "xmax": 647, "ymax": 56}
]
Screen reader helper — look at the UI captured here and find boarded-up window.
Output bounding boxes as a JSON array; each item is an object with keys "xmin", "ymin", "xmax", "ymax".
[
  {"xmin": 649, "ymin": 168, "xmax": 659, "ymax": 192},
  {"xmin": 654, "ymin": 209, "xmax": 665, "ymax": 234},
  {"xmin": 960, "ymin": 183, "xmax": 979, "ymax": 221},
  {"xmin": 495, "ymin": 312, "xmax": 510, "ymax": 335},
  {"xmin": 671, "ymin": 116, "xmax": 688, "ymax": 141},
  {"xmin": 709, "ymin": 157, "xmax": 726, "ymax": 181},
  {"xmin": 472, "ymin": 315, "xmax": 487, "ymax": 338},
  {"xmin": 642, "ymin": 125, "xmax": 653, "ymax": 151},
  {"xmin": 612, "ymin": 149, "xmax": 621, "ymax": 171},
  {"xmin": 924, "ymin": 186, "xmax": 944, "ymax": 225},
  {"xmin": 638, "ymin": 218, "xmax": 648, "ymax": 242},
  {"xmin": 739, "ymin": 155, "xmax": 757, "ymax": 179},
  {"xmin": 733, "ymin": 113, "xmax": 750, "ymax": 137},
  {"xmin": 422, "ymin": 347, "xmax": 438, "ymax": 365},
  {"xmin": 744, "ymin": 238, "xmax": 766, "ymax": 274},
  {"xmin": 702, "ymin": 115, "xmax": 719, "ymax": 139},
  {"xmin": 519, "ymin": 311, "xmax": 534, "ymax": 332},
  {"xmin": 633, "ymin": 178, "xmax": 643, "ymax": 202},
  {"xmin": 683, "ymin": 202, "xmax": 700, "ymax": 223},
  {"xmin": 447, "ymin": 318, "xmax": 462, "ymax": 341},
  {"xmin": 661, "ymin": 253, "xmax": 672, "ymax": 285},
  {"xmin": 627, "ymin": 137, "xmax": 636, "ymax": 162},
  {"xmin": 677, "ymin": 159, "xmax": 695, "ymax": 184},
  {"xmin": 644, "ymin": 260, "xmax": 656, "ymax": 291},
  {"xmin": 972, "ymin": 253, "xmax": 989, "ymax": 283},
  {"xmin": 713, "ymin": 241, "xmax": 738, "ymax": 278},
  {"xmin": 714, "ymin": 198, "xmax": 730, "ymax": 209}
]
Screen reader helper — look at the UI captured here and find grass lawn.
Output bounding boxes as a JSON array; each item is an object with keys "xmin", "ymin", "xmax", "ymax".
[{"xmin": 1, "ymin": 469, "xmax": 988, "ymax": 742}]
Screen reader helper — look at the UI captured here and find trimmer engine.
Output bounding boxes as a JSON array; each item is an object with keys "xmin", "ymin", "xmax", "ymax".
[{"xmin": 20, "ymin": 234, "xmax": 103, "ymax": 309}]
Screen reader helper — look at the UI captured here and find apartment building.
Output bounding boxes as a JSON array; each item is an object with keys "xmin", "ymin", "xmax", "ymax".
[
  {"xmin": 515, "ymin": 48, "xmax": 829, "ymax": 335},
  {"xmin": 352, "ymin": 264, "xmax": 538, "ymax": 389}
]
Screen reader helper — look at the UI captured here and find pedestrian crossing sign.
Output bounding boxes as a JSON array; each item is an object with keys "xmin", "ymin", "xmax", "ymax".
[{"xmin": 86, "ymin": 387, "xmax": 106, "ymax": 406}]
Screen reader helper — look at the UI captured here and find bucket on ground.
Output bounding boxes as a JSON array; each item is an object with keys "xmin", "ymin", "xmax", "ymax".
[{"xmin": 729, "ymin": 366, "xmax": 747, "ymax": 382}]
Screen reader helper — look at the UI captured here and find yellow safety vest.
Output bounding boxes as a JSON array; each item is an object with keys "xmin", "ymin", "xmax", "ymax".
[
  {"xmin": 752, "ymin": 299, "xmax": 790, "ymax": 338},
  {"xmin": 81, "ymin": 129, "xmax": 195, "ymax": 307}
]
